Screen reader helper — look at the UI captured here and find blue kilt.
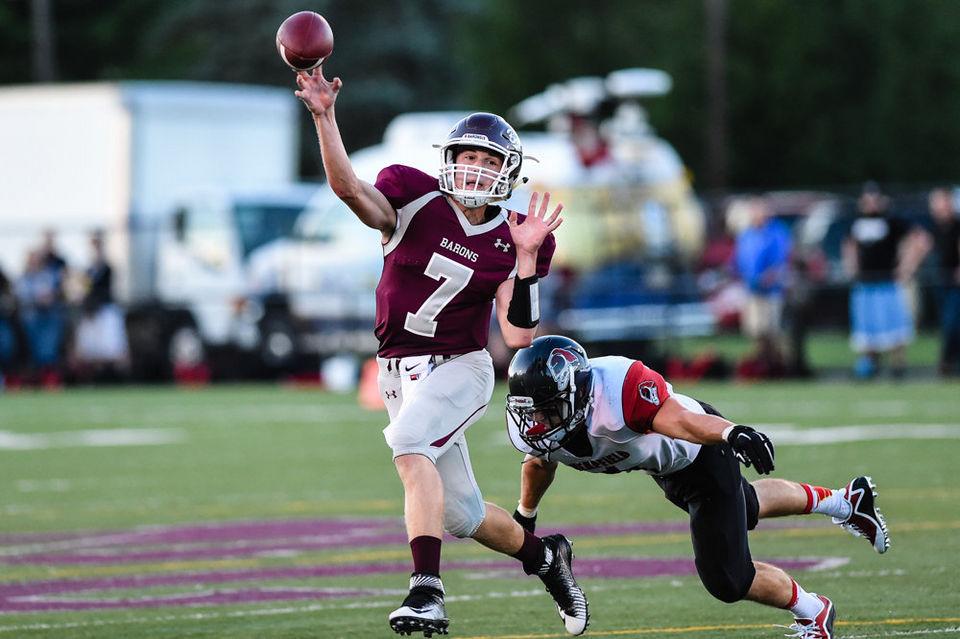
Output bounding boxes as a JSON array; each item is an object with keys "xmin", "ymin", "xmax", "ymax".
[{"xmin": 850, "ymin": 282, "xmax": 914, "ymax": 352}]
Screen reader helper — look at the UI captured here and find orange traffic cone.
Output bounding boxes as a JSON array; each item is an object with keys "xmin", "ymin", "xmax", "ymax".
[{"xmin": 358, "ymin": 357, "xmax": 385, "ymax": 411}]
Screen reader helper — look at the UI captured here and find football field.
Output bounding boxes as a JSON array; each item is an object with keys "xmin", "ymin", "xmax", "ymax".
[{"xmin": 1, "ymin": 381, "xmax": 958, "ymax": 638}]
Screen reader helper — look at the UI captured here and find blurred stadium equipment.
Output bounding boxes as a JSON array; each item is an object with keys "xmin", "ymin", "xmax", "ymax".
[
  {"xmin": 358, "ymin": 357, "xmax": 386, "ymax": 410},
  {"xmin": 506, "ymin": 70, "xmax": 710, "ymax": 347}
]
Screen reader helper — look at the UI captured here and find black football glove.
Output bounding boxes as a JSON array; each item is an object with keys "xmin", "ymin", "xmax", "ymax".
[
  {"xmin": 512, "ymin": 508, "xmax": 537, "ymax": 533},
  {"xmin": 726, "ymin": 425, "xmax": 775, "ymax": 475}
]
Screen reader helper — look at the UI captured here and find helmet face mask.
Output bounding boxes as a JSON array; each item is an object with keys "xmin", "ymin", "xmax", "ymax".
[
  {"xmin": 506, "ymin": 335, "xmax": 593, "ymax": 455},
  {"xmin": 507, "ymin": 391, "xmax": 581, "ymax": 454},
  {"xmin": 438, "ymin": 113, "xmax": 524, "ymax": 209}
]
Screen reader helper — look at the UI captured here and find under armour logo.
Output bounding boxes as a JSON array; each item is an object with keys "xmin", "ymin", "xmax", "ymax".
[
  {"xmin": 494, "ymin": 238, "xmax": 511, "ymax": 252},
  {"xmin": 385, "ymin": 390, "xmax": 398, "ymax": 399}
]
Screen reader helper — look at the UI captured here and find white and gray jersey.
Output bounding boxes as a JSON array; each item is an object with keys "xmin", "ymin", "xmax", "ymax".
[{"xmin": 508, "ymin": 356, "xmax": 702, "ymax": 476}]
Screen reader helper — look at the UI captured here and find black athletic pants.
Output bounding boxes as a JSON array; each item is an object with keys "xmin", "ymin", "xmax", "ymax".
[{"xmin": 652, "ymin": 400, "xmax": 761, "ymax": 603}]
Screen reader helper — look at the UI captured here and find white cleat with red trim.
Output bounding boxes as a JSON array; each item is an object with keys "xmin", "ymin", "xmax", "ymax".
[
  {"xmin": 832, "ymin": 475, "xmax": 890, "ymax": 554},
  {"xmin": 782, "ymin": 594, "xmax": 835, "ymax": 639}
]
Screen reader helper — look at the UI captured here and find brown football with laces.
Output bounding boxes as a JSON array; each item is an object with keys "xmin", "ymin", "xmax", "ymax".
[{"xmin": 276, "ymin": 11, "xmax": 333, "ymax": 71}]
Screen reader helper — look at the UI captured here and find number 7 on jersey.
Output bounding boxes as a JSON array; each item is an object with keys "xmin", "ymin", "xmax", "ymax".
[{"xmin": 404, "ymin": 253, "xmax": 474, "ymax": 337}]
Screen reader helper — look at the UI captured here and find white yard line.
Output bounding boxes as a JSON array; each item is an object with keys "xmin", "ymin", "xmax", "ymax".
[
  {"xmin": 0, "ymin": 428, "xmax": 185, "ymax": 451},
  {"xmin": 762, "ymin": 424, "xmax": 960, "ymax": 444},
  {"xmin": 0, "ymin": 587, "xmax": 546, "ymax": 633},
  {"xmin": 845, "ymin": 628, "xmax": 960, "ymax": 638}
]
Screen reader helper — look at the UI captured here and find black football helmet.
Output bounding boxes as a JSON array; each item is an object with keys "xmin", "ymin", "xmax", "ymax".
[
  {"xmin": 506, "ymin": 335, "xmax": 593, "ymax": 454},
  {"xmin": 437, "ymin": 112, "xmax": 524, "ymax": 208}
]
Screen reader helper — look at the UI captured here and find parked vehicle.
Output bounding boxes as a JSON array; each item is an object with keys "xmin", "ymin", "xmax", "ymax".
[{"xmin": 0, "ymin": 81, "xmax": 308, "ymax": 378}]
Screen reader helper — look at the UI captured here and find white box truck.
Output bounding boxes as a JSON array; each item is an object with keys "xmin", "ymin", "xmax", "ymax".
[{"xmin": 0, "ymin": 81, "xmax": 321, "ymax": 378}]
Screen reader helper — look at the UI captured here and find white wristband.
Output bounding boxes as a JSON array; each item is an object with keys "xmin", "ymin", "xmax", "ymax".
[
  {"xmin": 721, "ymin": 424, "xmax": 736, "ymax": 443},
  {"xmin": 517, "ymin": 502, "xmax": 538, "ymax": 518}
]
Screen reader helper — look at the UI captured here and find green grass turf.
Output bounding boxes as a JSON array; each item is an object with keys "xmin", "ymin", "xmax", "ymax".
[
  {"xmin": 666, "ymin": 330, "xmax": 942, "ymax": 370},
  {"xmin": 0, "ymin": 381, "xmax": 958, "ymax": 638}
]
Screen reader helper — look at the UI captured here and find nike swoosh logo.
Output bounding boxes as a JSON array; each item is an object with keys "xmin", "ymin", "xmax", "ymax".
[
  {"xmin": 404, "ymin": 364, "xmax": 419, "ymax": 372},
  {"xmin": 430, "ymin": 405, "xmax": 486, "ymax": 447}
]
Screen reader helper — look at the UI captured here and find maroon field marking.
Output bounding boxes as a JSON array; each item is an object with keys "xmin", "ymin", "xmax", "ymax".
[
  {"xmin": 0, "ymin": 517, "xmax": 841, "ymax": 613},
  {"xmin": 1, "ymin": 517, "xmax": 827, "ymax": 566}
]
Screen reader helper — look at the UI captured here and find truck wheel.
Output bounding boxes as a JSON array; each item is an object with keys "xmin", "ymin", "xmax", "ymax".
[
  {"xmin": 168, "ymin": 324, "xmax": 206, "ymax": 371},
  {"xmin": 259, "ymin": 315, "xmax": 297, "ymax": 370},
  {"xmin": 126, "ymin": 311, "xmax": 167, "ymax": 381}
]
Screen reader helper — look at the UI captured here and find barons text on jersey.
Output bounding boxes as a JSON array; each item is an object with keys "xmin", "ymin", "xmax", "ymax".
[{"xmin": 440, "ymin": 237, "xmax": 479, "ymax": 263}]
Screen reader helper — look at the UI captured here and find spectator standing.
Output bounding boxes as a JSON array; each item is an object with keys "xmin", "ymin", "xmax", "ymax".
[
  {"xmin": 842, "ymin": 182, "xmax": 928, "ymax": 379},
  {"xmin": 733, "ymin": 196, "xmax": 792, "ymax": 378},
  {"xmin": 0, "ymin": 268, "xmax": 18, "ymax": 388},
  {"xmin": 927, "ymin": 187, "xmax": 960, "ymax": 376},
  {"xmin": 15, "ymin": 250, "xmax": 66, "ymax": 386},
  {"xmin": 569, "ymin": 114, "xmax": 617, "ymax": 181},
  {"xmin": 782, "ymin": 244, "xmax": 826, "ymax": 379},
  {"xmin": 40, "ymin": 229, "xmax": 68, "ymax": 291},
  {"xmin": 71, "ymin": 231, "xmax": 129, "ymax": 382}
]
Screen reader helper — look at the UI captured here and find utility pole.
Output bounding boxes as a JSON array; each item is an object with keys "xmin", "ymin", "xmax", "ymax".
[
  {"xmin": 31, "ymin": 0, "xmax": 58, "ymax": 82},
  {"xmin": 704, "ymin": 0, "xmax": 727, "ymax": 193}
]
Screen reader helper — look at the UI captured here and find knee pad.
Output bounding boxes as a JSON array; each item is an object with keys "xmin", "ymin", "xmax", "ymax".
[
  {"xmin": 697, "ymin": 560, "xmax": 755, "ymax": 603},
  {"xmin": 383, "ymin": 420, "xmax": 436, "ymax": 461},
  {"xmin": 443, "ymin": 497, "xmax": 485, "ymax": 538}
]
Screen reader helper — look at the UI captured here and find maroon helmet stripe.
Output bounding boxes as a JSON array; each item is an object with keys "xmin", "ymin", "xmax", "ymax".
[{"xmin": 430, "ymin": 404, "xmax": 486, "ymax": 447}]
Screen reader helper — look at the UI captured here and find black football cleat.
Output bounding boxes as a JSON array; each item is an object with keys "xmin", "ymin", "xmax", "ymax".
[
  {"xmin": 388, "ymin": 573, "xmax": 449, "ymax": 637},
  {"xmin": 537, "ymin": 534, "xmax": 589, "ymax": 635}
]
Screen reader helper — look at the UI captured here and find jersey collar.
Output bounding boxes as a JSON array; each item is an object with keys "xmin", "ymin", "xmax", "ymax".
[{"xmin": 445, "ymin": 196, "xmax": 508, "ymax": 236}]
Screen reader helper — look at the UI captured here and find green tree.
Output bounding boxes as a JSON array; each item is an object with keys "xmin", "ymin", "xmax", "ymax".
[
  {"xmin": 454, "ymin": 0, "xmax": 706, "ymax": 166},
  {"xmin": 5, "ymin": 0, "xmax": 960, "ymax": 187},
  {"xmin": 460, "ymin": 0, "xmax": 960, "ymax": 190},
  {"xmin": 725, "ymin": 0, "xmax": 960, "ymax": 188},
  {"xmin": 125, "ymin": 0, "xmax": 476, "ymax": 176},
  {"xmin": 0, "ymin": 0, "xmax": 474, "ymax": 177}
]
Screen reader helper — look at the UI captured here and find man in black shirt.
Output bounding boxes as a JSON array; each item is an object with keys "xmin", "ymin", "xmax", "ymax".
[
  {"xmin": 842, "ymin": 182, "xmax": 928, "ymax": 379},
  {"xmin": 927, "ymin": 188, "xmax": 960, "ymax": 376},
  {"xmin": 72, "ymin": 231, "xmax": 129, "ymax": 383}
]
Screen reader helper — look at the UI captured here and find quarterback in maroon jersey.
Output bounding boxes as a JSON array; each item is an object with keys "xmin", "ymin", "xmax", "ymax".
[
  {"xmin": 295, "ymin": 68, "xmax": 588, "ymax": 636},
  {"xmin": 506, "ymin": 335, "xmax": 892, "ymax": 639}
]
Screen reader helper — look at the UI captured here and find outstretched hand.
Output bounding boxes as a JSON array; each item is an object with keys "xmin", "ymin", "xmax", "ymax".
[
  {"xmin": 726, "ymin": 425, "xmax": 775, "ymax": 475},
  {"xmin": 507, "ymin": 191, "xmax": 563, "ymax": 255},
  {"xmin": 294, "ymin": 66, "xmax": 342, "ymax": 116}
]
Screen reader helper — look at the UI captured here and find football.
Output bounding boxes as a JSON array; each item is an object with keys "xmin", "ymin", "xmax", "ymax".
[{"xmin": 276, "ymin": 11, "xmax": 334, "ymax": 71}]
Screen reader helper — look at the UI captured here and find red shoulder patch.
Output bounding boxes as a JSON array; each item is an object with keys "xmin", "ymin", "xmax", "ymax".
[{"xmin": 622, "ymin": 360, "xmax": 670, "ymax": 433}]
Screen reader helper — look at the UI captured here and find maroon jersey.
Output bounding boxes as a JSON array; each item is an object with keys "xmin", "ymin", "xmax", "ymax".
[{"xmin": 373, "ymin": 165, "xmax": 555, "ymax": 358}]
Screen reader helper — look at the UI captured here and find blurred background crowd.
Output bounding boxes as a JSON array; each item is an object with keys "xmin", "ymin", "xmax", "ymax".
[{"xmin": 1, "ymin": 0, "xmax": 959, "ymax": 390}]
